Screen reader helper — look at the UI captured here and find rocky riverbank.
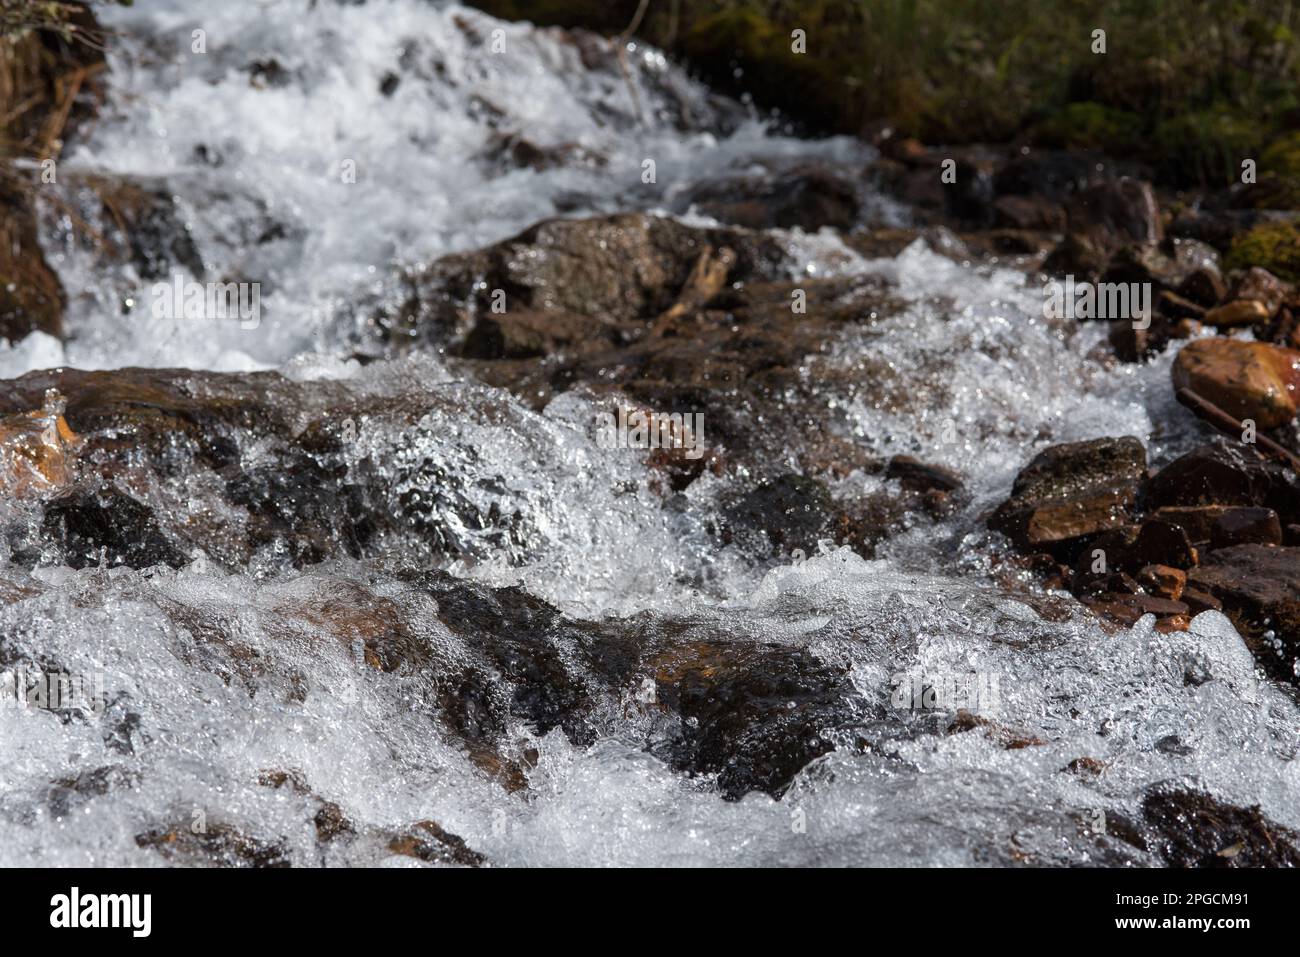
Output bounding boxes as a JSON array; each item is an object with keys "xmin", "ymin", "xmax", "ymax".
[{"xmin": 0, "ymin": 0, "xmax": 1298, "ymax": 867}]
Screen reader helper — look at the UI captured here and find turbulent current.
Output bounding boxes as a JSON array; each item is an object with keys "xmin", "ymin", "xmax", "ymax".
[{"xmin": 0, "ymin": 0, "xmax": 1297, "ymax": 867}]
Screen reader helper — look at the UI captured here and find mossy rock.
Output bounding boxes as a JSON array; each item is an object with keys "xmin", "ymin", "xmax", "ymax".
[
  {"xmin": 1225, "ymin": 220, "xmax": 1300, "ymax": 283},
  {"xmin": 1252, "ymin": 131, "xmax": 1300, "ymax": 210}
]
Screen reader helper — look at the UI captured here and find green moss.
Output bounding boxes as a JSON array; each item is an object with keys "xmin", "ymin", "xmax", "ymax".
[
  {"xmin": 1225, "ymin": 221, "xmax": 1300, "ymax": 283},
  {"xmin": 1254, "ymin": 132, "xmax": 1300, "ymax": 210}
]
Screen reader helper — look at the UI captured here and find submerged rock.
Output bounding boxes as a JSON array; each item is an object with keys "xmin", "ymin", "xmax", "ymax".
[{"xmin": 1138, "ymin": 787, "xmax": 1300, "ymax": 868}]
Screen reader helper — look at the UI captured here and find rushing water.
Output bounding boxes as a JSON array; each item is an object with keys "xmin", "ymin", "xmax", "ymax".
[{"xmin": 1, "ymin": 0, "xmax": 1297, "ymax": 867}]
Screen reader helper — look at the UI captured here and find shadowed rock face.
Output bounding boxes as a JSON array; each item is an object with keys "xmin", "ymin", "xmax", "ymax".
[
  {"xmin": 1, "ymin": 172, "xmax": 65, "ymax": 343},
  {"xmin": 401, "ymin": 570, "xmax": 869, "ymax": 801}
]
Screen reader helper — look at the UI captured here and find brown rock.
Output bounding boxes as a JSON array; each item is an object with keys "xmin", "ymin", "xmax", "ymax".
[
  {"xmin": 1176, "ymin": 264, "xmax": 1227, "ymax": 307},
  {"xmin": 461, "ymin": 309, "xmax": 619, "ymax": 360},
  {"xmin": 387, "ymin": 820, "xmax": 484, "ymax": 867},
  {"xmin": 1130, "ymin": 518, "xmax": 1198, "ymax": 570},
  {"xmin": 1064, "ymin": 756, "xmax": 1107, "ymax": 775},
  {"xmin": 1188, "ymin": 545, "xmax": 1300, "ymax": 682},
  {"xmin": 1181, "ymin": 587, "xmax": 1223, "ymax": 615},
  {"xmin": 1066, "ymin": 177, "xmax": 1162, "ymax": 246},
  {"xmin": 1203, "ymin": 299, "xmax": 1271, "ymax": 328},
  {"xmin": 1212, "ymin": 507, "xmax": 1283, "ymax": 548},
  {"xmin": 1155, "ymin": 614, "xmax": 1191, "ymax": 633},
  {"xmin": 1231, "ymin": 266, "xmax": 1292, "ymax": 315},
  {"xmin": 1158, "ymin": 290, "xmax": 1206, "ymax": 320},
  {"xmin": 1138, "ymin": 564, "xmax": 1186, "ymax": 600},
  {"xmin": 1143, "ymin": 442, "xmax": 1300, "ymax": 524},
  {"xmin": 1171, "ymin": 338, "xmax": 1300, "ymax": 429},
  {"xmin": 0, "ymin": 169, "xmax": 65, "ymax": 342},
  {"xmin": 885, "ymin": 455, "xmax": 962, "ymax": 494},
  {"xmin": 990, "ymin": 437, "xmax": 1146, "ymax": 551},
  {"xmin": 0, "ymin": 388, "xmax": 80, "ymax": 499},
  {"xmin": 991, "ymin": 194, "xmax": 1066, "ymax": 232},
  {"xmin": 1082, "ymin": 593, "xmax": 1189, "ymax": 626},
  {"xmin": 681, "ymin": 164, "xmax": 860, "ymax": 232}
]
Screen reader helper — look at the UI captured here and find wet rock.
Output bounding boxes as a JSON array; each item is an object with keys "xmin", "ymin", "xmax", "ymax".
[
  {"xmin": 412, "ymin": 571, "xmax": 599, "ymax": 747},
  {"xmin": 0, "ymin": 389, "xmax": 80, "ymax": 499},
  {"xmin": 680, "ymin": 164, "xmax": 860, "ymax": 232},
  {"xmin": 484, "ymin": 131, "xmax": 606, "ymax": 173},
  {"xmin": 1140, "ymin": 787, "xmax": 1300, "ymax": 868},
  {"xmin": 1082, "ymin": 593, "xmax": 1189, "ymax": 627},
  {"xmin": 1210, "ymin": 507, "xmax": 1283, "ymax": 548},
  {"xmin": 992, "ymin": 150, "xmax": 1139, "ymax": 203},
  {"xmin": 0, "ymin": 168, "xmax": 65, "ymax": 342},
  {"xmin": 1154, "ymin": 613, "xmax": 1191, "ymax": 634},
  {"xmin": 1137, "ymin": 564, "xmax": 1186, "ymax": 601},
  {"xmin": 1181, "ymin": 587, "xmax": 1223, "ymax": 616},
  {"xmin": 1041, "ymin": 230, "xmax": 1111, "ymax": 280},
  {"xmin": 721, "ymin": 473, "xmax": 836, "ymax": 556},
  {"xmin": 989, "ymin": 437, "xmax": 1146, "ymax": 552},
  {"xmin": 647, "ymin": 640, "xmax": 861, "ymax": 800},
  {"xmin": 47, "ymin": 765, "xmax": 141, "ymax": 819},
  {"xmin": 64, "ymin": 173, "xmax": 206, "ymax": 281},
  {"xmin": 257, "ymin": 768, "xmax": 355, "ymax": 843},
  {"xmin": 1157, "ymin": 290, "xmax": 1205, "ymax": 321},
  {"xmin": 1064, "ymin": 756, "xmax": 1107, "ymax": 775},
  {"xmin": 387, "ymin": 820, "xmax": 484, "ymax": 867},
  {"xmin": 376, "ymin": 212, "xmax": 790, "ymax": 348},
  {"xmin": 1128, "ymin": 518, "xmax": 1198, "ymax": 570},
  {"xmin": 991, "ymin": 194, "xmax": 1066, "ymax": 232},
  {"xmin": 37, "ymin": 482, "xmax": 189, "ymax": 570},
  {"xmin": 1102, "ymin": 238, "xmax": 1216, "ymax": 294},
  {"xmin": 1171, "ymin": 338, "xmax": 1300, "ymax": 430},
  {"xmin": 1142, "ymin": 441, "xmax": 1300, "ymax": 525},
  {"xmin": 1067, "ymin": 178, "xmax": 1162, "ymax": 246},
  {"xmin": 1176, "ymin": 262, "xmax": 1227, "ymax": 307},
  {"xmin": 885, "ymin": 455, "xmax": 962, "ymax": 494},
  {"xmin": 1152, "ymin": 505, "xmax": 1283, "ymax": 548},
  {"xmin": 135, "ymin": 822, "xmax": 290, "ymax": 868},
  {"xmin": 1203, "ymin": 299, "xmax": 1270, "ymax": 328},
  {"xmin": 945, "ymin": 709, "xmax": 1046, "ymax": 749},
  {"xmin": 461, "ymin": 308, "xmax": 620, "ymax": 360},
  {"xmin": 1231, "ymin": 266, "xmax": 1292, "ymax": 314},
  {"xmin": 1187, "ymin": 544, "xmax": 1300, "ymax": 681}
]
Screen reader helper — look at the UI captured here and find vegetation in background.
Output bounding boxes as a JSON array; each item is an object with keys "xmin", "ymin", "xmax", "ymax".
[
  {"xmin": 0, "ymin": 1, "xmax": 124, "ymax": 159},
  {"xmin": 470, "ymin": 0, "xmax": 1300, "ymax": 193},
  {"xmin": 1226, "ymin": 221, "xmax": 1300, "ymax": 282}
]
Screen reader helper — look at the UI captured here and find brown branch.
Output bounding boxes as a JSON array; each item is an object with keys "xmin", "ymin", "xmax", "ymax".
[{"xmin": 1175, "ymin": 386, "xmax": 1300, "ymax": 473}]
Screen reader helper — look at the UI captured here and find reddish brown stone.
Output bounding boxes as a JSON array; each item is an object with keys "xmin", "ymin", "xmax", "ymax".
[
  {"xmin": 1138, "ymin": 564, "xmax": 1186, "ymax": 601},
  {"xmin": 1171, "ymin": 338, "xmax": 1300, "ymax": 430}
]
